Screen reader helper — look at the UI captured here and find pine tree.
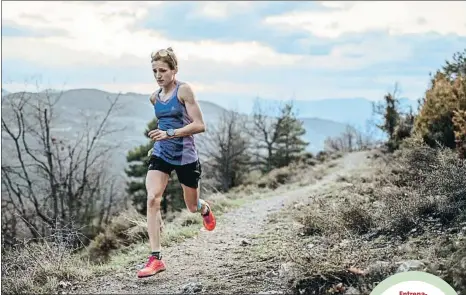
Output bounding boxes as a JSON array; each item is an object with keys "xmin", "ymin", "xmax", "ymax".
[
  {"xmin": 393, "ymin": 106, "xmax": 415, "ymax": 149},
  {"xmin": 379, "ymin": 93, "xmax": 399, "ymax": 140},
  {"xmin": 274, "ymin": 102, "xmax": 308, "ymax": 167},
  {"xmin": 443, "ymin": 48, "xmax": 466, "ymax": 78},
  {"xmin": 250, "ymin": 100, "xmax": 308, "ymax": 171},
  {"xmin": 453, "ymin": 109, "xmax": 466, "ymax": 159},
  {"xmin": 373, "ymin": 87, "xmax": 401, "ymax": 152},
  {"xmin": 125, "ymin": 118, "xmax": 184, "ymax": 215}
]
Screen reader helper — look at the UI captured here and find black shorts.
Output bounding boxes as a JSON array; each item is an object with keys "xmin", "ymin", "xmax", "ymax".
[{"xmin": 148, "ymin": 155, "xmax": 202, "ymax": 188}]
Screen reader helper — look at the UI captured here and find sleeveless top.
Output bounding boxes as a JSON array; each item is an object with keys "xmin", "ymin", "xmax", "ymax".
[{"xmin": 151, "ymin": 81, "xmax": 199, "ymax": 165}]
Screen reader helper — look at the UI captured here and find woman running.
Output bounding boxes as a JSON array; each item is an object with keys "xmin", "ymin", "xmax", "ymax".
[{"xmin": 137, "ymin": 47, "xmax": 216, "ymax": 278}]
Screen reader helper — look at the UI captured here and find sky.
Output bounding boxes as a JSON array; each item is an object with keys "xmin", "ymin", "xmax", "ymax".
[{"xmin": 2, "ymin": 1, "xmax": 466, "ymax": 107}]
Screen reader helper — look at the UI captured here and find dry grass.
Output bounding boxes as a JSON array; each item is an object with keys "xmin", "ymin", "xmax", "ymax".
[
  {"xmin": 233, "ymin": 152, "xmax": 339, "ymax": 192},
  {"xmin": 2, "ymin": 240, "xmax": 92, "ymax": 294},
  {"xmin": 277, "ymin": 142, "xmax": 466, "ymax": 294},
  {"xmin": 1, "ymin": 152, "xmax": 344, "ymax": 294},
  {"xmin": 84, "ymin": 192, "xmax": 248, "ymax": 265},
  {"xmin": 0, "ymin": 192, "xmax": 249, "ymax": 294},
  {"xmin": 83, "ymin": 156, "xmax": 333, "ymax": 270}
]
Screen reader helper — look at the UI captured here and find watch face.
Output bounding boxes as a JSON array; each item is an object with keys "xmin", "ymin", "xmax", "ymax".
[{"xmin": 167, "ymin": 129, "xmax": 174, "ymax": 136}]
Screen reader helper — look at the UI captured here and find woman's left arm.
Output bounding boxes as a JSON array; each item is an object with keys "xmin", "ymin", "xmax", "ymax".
[{"xmin": 173, "ymin": 83, "xmax": 206, "ymax": 137}]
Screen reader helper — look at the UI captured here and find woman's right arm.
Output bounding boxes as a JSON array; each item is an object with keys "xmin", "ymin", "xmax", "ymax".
[
  {"xmin": 149, "ymin": 92, "xmax": 157, "ymax": 105},
  {"xmin": 147, "ymin": 92, "xmax": 157, "ymax": 156}
]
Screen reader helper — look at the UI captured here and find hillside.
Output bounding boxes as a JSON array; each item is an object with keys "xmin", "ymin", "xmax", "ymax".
[
  {"xmin": 300, "ymin": 117, "xmax": 349, "ymax": 151},
  {"xmin": 71, "ymin": 145, "xmax": 464, "ymax": 295},
  {"xmin": 3, "ymin": 145, "xmax": 465, "ymax": 294},
  {"xmin": 1, "ymin": 89, "xmax": 231, "ymax": 174},
  {"xmin": 1, "ymin": 88, "xmax": 350, "ymax": 169},
  {"xmin": 74, "ymin": 151, "xmax": 367, "ymax": 294}
]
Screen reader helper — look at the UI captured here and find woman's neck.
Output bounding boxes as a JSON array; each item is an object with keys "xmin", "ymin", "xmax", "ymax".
[{"xmin": 162, "ymin": 80, "xmax": 177, "ymax": 94}]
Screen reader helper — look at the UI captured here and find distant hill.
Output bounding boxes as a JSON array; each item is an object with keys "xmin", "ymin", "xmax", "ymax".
[
  {"xmin": 300, "ymin": 117, "xmax": 350, "ymax": 151},
  {"xmin": 1, "ymin": 88, "xmax": 354, "ymax": 174},
  {"xmin": 193, "ymin": 94, "xmax": 418, "ymax": 129}
]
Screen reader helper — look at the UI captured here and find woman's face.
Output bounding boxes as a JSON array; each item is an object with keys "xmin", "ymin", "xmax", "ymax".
[{"xmin": 152, "ymin": 60, "xmax": 176, "ymax": 87}]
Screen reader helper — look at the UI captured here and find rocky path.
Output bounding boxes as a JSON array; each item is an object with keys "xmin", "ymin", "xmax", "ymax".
[{"xmin": 78, "ymin": 151, "xmax": 372, "ymax": 294}]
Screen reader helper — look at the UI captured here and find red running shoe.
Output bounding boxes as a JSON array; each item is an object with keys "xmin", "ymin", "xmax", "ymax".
[
  {"xmin": 137, "ymin": 256, "xmax": 166, "ymax": 278},
  {"xmin": 202, "ymin": 203, "xmax": 216, "ymax": 231}
]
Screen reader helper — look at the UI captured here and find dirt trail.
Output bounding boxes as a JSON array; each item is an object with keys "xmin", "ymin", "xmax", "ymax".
[{"xmin": 78, "ymin": 151, "xmax": 372, "ymax": 294}]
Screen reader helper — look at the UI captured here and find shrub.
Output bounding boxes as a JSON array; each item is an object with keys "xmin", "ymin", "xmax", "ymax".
[
  {"xmin": 414, "ymin": 73, "xmax": 466, "ymax": 150},
  {"xmin": 2, "ymin": 241, "xmax": 91, "ymax": 294}
]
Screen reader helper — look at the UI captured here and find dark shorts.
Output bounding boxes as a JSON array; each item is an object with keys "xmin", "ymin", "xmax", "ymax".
[{"xmin": 148, "ymin": 155, "xmax": 202, "ymax": 188}]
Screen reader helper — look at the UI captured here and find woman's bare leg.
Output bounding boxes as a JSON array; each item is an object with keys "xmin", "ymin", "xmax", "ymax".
[
  {"xmin": 182, "ymin": 181, "xmax": 216, "ymax": 231},
  {"xmin": 137, "ymin": 169, "xmax": 170, "ymax": 278},
  {"xmin": 182, "ymin": 182, "xmax": 207, "ymax": 213},
  {"xmin": 146, "ymin": 170, "xmax": 169, "ymax": 252}
]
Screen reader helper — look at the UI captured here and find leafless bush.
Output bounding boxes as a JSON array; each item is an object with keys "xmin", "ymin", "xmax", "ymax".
[
  {"xmin": 389, "ymin": 138, "xmax": 466, "ymax": 224},
  {"xmin": 324, "ymin": 124, "xmax": 377, "ymax": 153},
  {"xmin": 85, "ymin": 207, "xmax": 148, "ymax": 263},
  {"xmin": 1, "ymin": 229, "xmax": 92, "ymax": 294},
  {"xmin": 199, "ymin": 110, "xmax": 252, "ymax": 192},
  {"xmin": 1, "ymin": 88, "xmax": 125, "ymax": 248}
]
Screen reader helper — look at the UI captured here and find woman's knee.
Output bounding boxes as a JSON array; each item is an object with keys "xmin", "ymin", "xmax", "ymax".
[{"xmin": 147, "ymin": 191, "xmax": 163, "ymax": 209}]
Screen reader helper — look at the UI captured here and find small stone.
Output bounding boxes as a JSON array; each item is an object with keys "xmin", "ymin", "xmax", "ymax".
[
  {"xmin": 398, "ymin": 243, "xmax": 413, "ymax": 254},
  {"xmin": 365, "ymin": 261, "xmax": 391, "ymax": 276},
  {"xmin": 396, "ymin": 260, "xmax": 425, "ymax": 273},
  {"xmin": 182, "ymin": 282, "xmax": 203, "ymax": 294},
  {"xmin": 58, "ymin": 281, "xmax": 72, "ymax": 289},
  {"xmin": 279, "ymin": 262, "xmax": 296, "ymax": 278},
  {"xmin": 345, "ymin": 287, "xmax": 360, "ymax": 295},
  {"xmin": 241, "ymin": 239, "xmax": 251, "ymax": 246}
]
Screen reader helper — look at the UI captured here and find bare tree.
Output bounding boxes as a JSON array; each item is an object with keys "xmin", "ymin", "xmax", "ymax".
[
  {"xmin": 199, "ymin": 110, "xmax": 252, "ymax": 192},
  {"xmin": 1, "ymin": 88, "xmax": 123, "ymax": 247},
  {"xmin": 324, "ymin": 124, "xmax": 376, "ymax": 153}
]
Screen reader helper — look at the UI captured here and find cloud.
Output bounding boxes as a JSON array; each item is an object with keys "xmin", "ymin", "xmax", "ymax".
[
  {"xmin": 2, "ymin": 1, "xmax": 299, "ymax": 68},
  {"xmin": 2, "ymin": 32, "xmax": 412, "ymax": 73},
  {"xmin": 188, "ymin": 2, "xmax": 254, "ymax": 20},
  {"xmin": 2, "ymin": 0, "xmax": 463, "ymax": 109},
  {"xmin": 2, "ymin": 1, "xmax": 417, "ymax": 71},
  {"xmin": 264, "ymin": 1, "xmax": 466, "ymax": 38}
]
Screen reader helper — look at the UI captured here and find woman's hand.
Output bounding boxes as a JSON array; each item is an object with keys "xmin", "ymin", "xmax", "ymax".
[{"xmin": 148, "ymin": 129, "xmax": 169, "ymax": 141}]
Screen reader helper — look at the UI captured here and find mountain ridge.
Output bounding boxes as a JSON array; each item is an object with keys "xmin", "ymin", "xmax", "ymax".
[{"xmin": 2, "ymin": 88, "xmax": 352, "ymax": 153}]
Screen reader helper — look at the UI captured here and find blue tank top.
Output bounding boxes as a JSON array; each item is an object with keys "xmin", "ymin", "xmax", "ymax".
[{"xmin": 151, "ymin": 81, "xmax": 199, "ymax": 165}]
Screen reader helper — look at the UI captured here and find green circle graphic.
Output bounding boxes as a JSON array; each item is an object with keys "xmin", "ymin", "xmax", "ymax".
[{"xmin": 370, "ymin": 271, "xmax": 457, "ymax": 295}]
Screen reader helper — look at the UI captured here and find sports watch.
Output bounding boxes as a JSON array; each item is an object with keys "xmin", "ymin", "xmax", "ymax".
[{"xmin": 166, "ymin": 128, "xmax": 176, "ymax": 137}]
